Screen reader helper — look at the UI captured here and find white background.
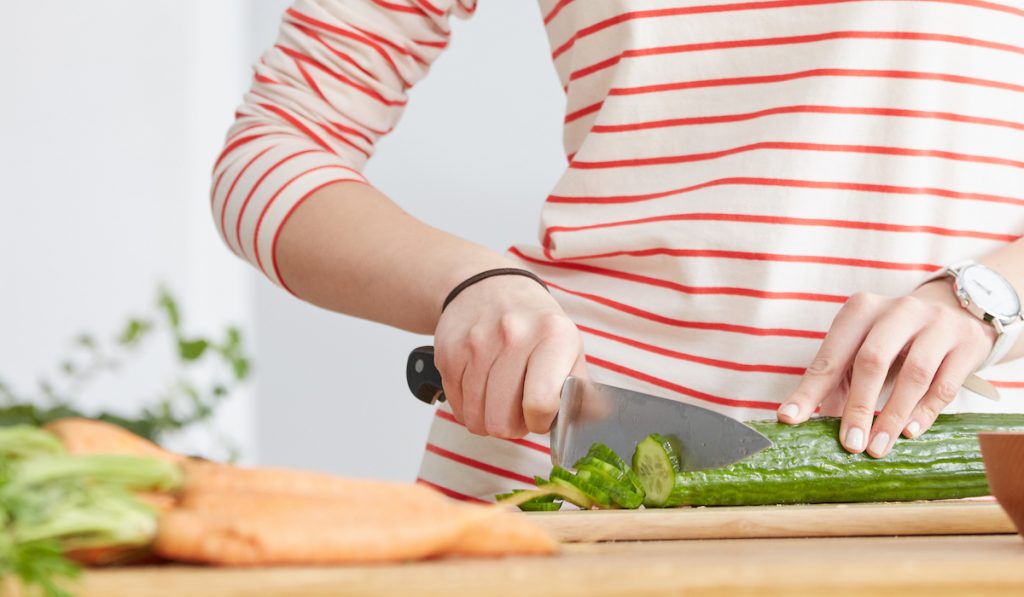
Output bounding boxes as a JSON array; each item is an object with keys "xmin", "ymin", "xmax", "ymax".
[{"xmin": 0, "ymin": 1, "xmax": 564, "ymax": 480}]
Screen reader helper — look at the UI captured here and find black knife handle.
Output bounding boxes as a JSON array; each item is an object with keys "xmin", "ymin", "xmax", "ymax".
[{"xmin": 407, "ymin": 346, "xmax": 446, "ymax": 404}]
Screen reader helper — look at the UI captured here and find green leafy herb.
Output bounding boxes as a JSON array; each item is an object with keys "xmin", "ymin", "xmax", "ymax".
[
  {"xmin": 0, "ymin": 426, "xmax": 181, "ymax": 597},
  {"xmin": 177, "ymin": 339, "xmax": 209, "ymax": 361},
  {"xmin": 6, "ymin": 540, "xmax": 79, "ymax": 597},
  {"xmin": 0, "ymin": 287, "xmax": 252, "ymax": 447}
]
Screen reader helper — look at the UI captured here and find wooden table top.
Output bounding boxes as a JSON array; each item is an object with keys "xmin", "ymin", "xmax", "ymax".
[{"xmin": 75, "ymin": 534, "xmax": 1024, "ymax": 597}]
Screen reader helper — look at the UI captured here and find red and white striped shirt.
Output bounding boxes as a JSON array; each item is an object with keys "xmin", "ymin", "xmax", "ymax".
[{"xmin": 214, "ymin": 0, "xmax": 1024, "ymax": 503}]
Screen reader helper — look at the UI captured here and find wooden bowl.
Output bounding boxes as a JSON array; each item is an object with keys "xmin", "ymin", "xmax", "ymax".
[{"xmin": 979, "ymin": 432, "xmax": 1024, "ymax": 537}]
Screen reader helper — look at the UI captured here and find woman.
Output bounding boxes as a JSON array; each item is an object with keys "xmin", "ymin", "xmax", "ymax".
[{"xmin": 212, "ymin": 0, "xmax": 1024, "ymax": 501}]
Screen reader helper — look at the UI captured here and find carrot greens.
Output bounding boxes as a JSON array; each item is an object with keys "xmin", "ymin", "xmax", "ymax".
[{"xmin": 0, "ymin": 426, "xmax": 181, "ymax": 597}]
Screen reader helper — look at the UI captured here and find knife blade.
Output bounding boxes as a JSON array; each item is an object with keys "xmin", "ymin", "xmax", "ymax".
[{"xmin": 406, "ymin": 346, "xmax": 772, "ymax": 470}]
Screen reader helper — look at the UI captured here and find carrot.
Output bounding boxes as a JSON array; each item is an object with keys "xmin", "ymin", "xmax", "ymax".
[
  {"xmin": 136, "ymin": 491, "xmax": 178, "ymax": 513},
  {"xmin": 155, "ymin": 490, "xmax": 476, "ymax": 565},
  {"xmin": 156, "ymin": 489, "xmax": 557, "ymax": 565},
  {"xmin": 44, "ymin": 418, "xmax": 182, "ymax": 463},
  {"xmin": 66, "ymin": 492, "xmax": 177, "ymax": 566},
  {"xmin": 41, "ymin": 421, "xmax": 558, "ymax": 563},
  {"xmin": 181, "ymin": 459, "xmax": 440, "ymax": 501},
  {"xmin": 66, "ymin": 545, "xmax": 162, "ymax": 566},
  {"xmin": 450, "ymin": 508, "xmax": 558, "ymax": 557}
]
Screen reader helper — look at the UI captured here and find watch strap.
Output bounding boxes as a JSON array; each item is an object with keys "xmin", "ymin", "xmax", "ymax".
[
  {"xmin": 979, "ymin": 319, "xmax": 1023, "ymax": 371},
  {"xmin": 917, "ymin": 260, "xmax": 972, "ymax": 290}
]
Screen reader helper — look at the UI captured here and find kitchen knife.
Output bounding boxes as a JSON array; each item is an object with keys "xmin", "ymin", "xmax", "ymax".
[{"xmin": 406, "ymin": 346, "xmax": 772, "ymax": 470}]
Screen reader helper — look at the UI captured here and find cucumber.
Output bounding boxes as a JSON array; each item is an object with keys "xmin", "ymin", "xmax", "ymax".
[
  {"xmin": 495, "ymin": 489, "xmax": 558, "ymax": 504},
  {"xmin": 574, "ymin": 456, "xmax": 629, "ymax": 484},
  {"xmin": 585, "ymin": 443, "xmax": 629, "ymax": 472},
  {"xmin": 574, "ymin": 457, "xmax": 645, "ymax": 508},
  {"xmin": 576, "ymin": 468, "xmax": 640, "ymax": 509},
  {"xmin": 632, "ymin": 434, "xmax": 681, "ymax": 507},
  {"xmin": 546, "ymin": 478, "xmax": 594, "ymax": 509},
  {"xmin": 584, "ymin": 445, "xmax": 646, "ymax": 495},
  {"xmin": 552, "ymin": 466, "xmax": 614, "ymax": 508},
  {"xmin": 518, "ymin": 501, "xmax": 563, "ymax": 512},
  {"xmin": 506, "ymin": 413, "xmax": 1024, "ymax": 510},
  {"xmin": 665, "ymin": 413, "xmax": 1024, "ymax": 506}
]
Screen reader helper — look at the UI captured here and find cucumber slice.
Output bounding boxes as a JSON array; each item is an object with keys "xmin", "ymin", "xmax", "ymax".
[
  {"xmin": 650, "ymin": 433, "xmax": 683, "ymax": 470},
  {"xmin": 633, "ymin": 434, "xmax": 681, "ymax": 507},
  {"xmin": 551, "ymin": 467, "xmax": 614, "ymax": 509},
  {"xmin": 622, "ymin": 467, "xmax": 646, "ymax": 497},
  {"xmin": 496, "ymin": 489, "xmax": 558, "ymax": 504},
  {"xmin": 573, "ymin": 456, "xmax": 628, "ymax": 484},
  {"xmin": 582, "ymin": 445, "xmax": 648, "ymax": 496},
  {"xmin": 576, "ymin": 468, "xmax": 641, "ymax": 509},
  {"xmin": 496, "ymin": 482, "xmax": 591, "ymax": 509},
  {"xmin": 586, "ymin": 443, "xmax": 629, "ymax": 472},
  {"xmin": 546, "ymin": 478, "xmax": 594, "ymax": 509},
  {"xmin": 574, "ymin": 457, "xmax": 645, "ymax": 508},
  {"xmin": 518, "ymin": 501, "xmax": 563, "ymax": 512}
]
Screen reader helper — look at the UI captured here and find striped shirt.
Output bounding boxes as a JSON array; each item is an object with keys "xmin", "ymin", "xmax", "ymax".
[{"xmin": 214, "ymin": 0, "xmax": 1024, "ymax": 503}]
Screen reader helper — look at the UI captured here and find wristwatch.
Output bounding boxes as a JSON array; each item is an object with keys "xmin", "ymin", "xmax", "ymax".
[{"xmin": 928, "ymin": 261, "xmax": 1024, "ymax": 371}]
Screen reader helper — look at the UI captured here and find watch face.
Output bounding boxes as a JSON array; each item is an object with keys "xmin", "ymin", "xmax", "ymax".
[{"xmin": 961, "ymin": 265, "xmax": 1021, "ymax": 319}]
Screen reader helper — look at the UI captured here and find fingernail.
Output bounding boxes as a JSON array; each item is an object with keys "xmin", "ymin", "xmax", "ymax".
[
  {"xmin": 777, "ymin": 403, "xmax": 799, "ymax": 419},
  {"xmin": 845, "ymin": 427, "xmax": 865, "ymax": 452},
  {"xmin": 905, "ymin": 420, "xmax": 921, "ymax": 438},
  {"xmin": 868, "ymin": 431, "xmax": 890, "ymax": 456}
]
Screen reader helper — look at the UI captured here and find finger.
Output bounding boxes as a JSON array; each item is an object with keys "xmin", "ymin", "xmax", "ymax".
[
  {"xmin": 522, "ymin": 316, "xmax": 583, "ymax": 434},
  {"xmin": 841, "ymin": 297, "xmax": 930, "ymax": 453},
  {"xmin": 483, "ymin": 317, "xmax": 532, "ymax": 439},
  {"xmin": 818, "ymin": 374, "xmax": 850, "ymax": 417},
  {"xmin": 435, "ymin": 342, "xmax": 467, "ymax": 424},
  {"xmin": 867, "ymin": 323, "xmax": 954, "ymax": 458},
  {"xmin": 903, "ymin": 344, "xmax": 984, "ymax": 438},
  {"xmin": 460, "ymin": 327, "xmax": 499, "ymax": 436},
  {"xmin": 778, "ymin": 293, "xmax": 883, "ymax": 424}
]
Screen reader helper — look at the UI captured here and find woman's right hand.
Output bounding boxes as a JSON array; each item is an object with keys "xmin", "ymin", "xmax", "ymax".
[{"xmin": 433, "ymin": 275, "xmax": 587, "ymax": 439}]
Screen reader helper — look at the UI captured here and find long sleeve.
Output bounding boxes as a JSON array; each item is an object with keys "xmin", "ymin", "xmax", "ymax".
[{"xmin": 212, "ymin": 0, "xmax": 476, "ymax": 288}]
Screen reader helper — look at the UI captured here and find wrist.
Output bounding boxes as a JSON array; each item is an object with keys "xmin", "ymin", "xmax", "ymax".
[
  {"xmin": 436, "ymin": 271, "xmax": 559, "ymax": 329},
  {"xmin": 912, "ymin": 278, "xmax": 998, "ymax": 349},
  {"xmin": 433, "ymin": 253, "xmax": 520, "ymax": 307},
  {"xmin": 449, "ymin": 270, "xmax": 554, "ymax": 308}
]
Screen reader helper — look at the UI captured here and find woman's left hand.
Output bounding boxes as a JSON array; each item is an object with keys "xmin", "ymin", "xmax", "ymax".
[{"xmin": 776, "ymin": 279, "xmax": 997, "ymax": 458}]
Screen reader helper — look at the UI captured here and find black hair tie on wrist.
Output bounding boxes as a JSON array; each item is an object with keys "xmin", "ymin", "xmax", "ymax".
[{"xmin": 441, "ymin": 268, "xmax": 549, "ymax": 312}]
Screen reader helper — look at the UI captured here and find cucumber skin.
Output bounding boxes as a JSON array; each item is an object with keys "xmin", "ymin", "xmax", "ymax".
[
  {"xmin": 665, "ymin": 413, "xmax": 1024, "ymax": 507},
  {"xmin": 519, "ymin": 501, "xmax": 563, "ymax": 512}
]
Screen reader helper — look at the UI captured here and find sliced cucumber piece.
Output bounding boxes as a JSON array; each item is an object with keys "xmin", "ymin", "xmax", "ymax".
[
  {"xmin": 495, "ymin": 481, "xmax": 591, "ymax": 509},
  {"xmin": 574, "ymin": 456, "xmax": 629, "ymax": 484},
  {"xmin": 496, "ymin": 489, "xmax": 558, "ymax": 504},
  {"xmin": 574, "ymin": 457, "xmax": 644, "ymax": 508},
  {"xmin": 576, "ymin": 468, "xmax": 641, "ymax": 509},
  {"xmin": 622, "ymin": 467, "xmax": 646, "ymax": 497},
  {"xmin": 546, "ymin": 478, "xmax": 594, "ymax": 509},
  {"xmin": 633, "ymin": 434, "xmax": 681, "ymax": 507},
  {"xmin": 551, "ymin": 466, "xmax": 613, "ymax": 508},
  {"xmin": 649, "ymin": 433, "xmax": 683, "ymax": 470},
  {"xmin": 582, "ymin": 445, "xmax": 648, "ymax": 496},
  {"xmin": 586, "ymin": 443, "xmax": 629, "ymax": 472},
  {"xmin": 518, "ymin": 501, "xmax": 563, "ymax": 512}
]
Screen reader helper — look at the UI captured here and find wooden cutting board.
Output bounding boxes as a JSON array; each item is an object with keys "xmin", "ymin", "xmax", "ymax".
[
  {"xmin": 73, "ymin": 535, "xmax": 1024, "ymax": 597},
  {"xmin": 529, "ymin": 499, "xmax": 1017, "ymax": 542}
]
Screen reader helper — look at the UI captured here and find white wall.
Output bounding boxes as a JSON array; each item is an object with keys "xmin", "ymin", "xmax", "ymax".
[
  {"xmin": 0, "ymin": 1, "xmax": 255, "ymax": 459},
  {"xmin": 246, "ymin": 2, "xmax": 566, "ymax": 480}
]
